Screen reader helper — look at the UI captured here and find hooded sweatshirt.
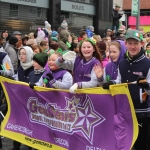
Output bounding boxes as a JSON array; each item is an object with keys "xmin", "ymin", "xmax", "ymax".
[
  {"xmin": 58, "ymin": 30, "xmax": 70, "ymax": 51},
  {"xmin": 104, "ymin": 40, "xmax": 126, "ymax": 81},
  {"xmin": 17, "ymin": 46, "xmax": 34, "ymax": 82}
]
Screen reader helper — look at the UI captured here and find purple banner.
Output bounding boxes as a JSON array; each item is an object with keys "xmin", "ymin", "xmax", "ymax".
[{"xmin": 2, "ymin": 82, "xmax": 136, "ymax": 150}]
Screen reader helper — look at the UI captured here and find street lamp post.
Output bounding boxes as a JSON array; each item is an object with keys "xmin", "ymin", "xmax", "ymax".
[
  {"xmin": 136, "ymin": 0, "xmax": 140, "ymax": 30},
  {"xmin": 131, "ymin": 0, "xmax": 140, "ymax": 30}
]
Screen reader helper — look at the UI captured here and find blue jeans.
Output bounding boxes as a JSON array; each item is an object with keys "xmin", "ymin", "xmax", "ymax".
[{"xmin": 113, "ymin": 26, "xmax": 119, "ymax": 34}]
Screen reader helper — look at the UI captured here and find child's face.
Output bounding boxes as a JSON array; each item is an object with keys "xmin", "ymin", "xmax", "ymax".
[
  {"xmin": 82, "ymin": 34, "xmax": 87, "ymax": 40},
  {"xmin": 109, "ymin": 45, "xmax": 120, "ymax": 62},
  {"xmin": 146, "ymin": 46, "xmax": 150, "ymax": 50},
  {"xmin": 33, "ymin": 60, "xmax": 43, "ymax": 70},
  {"xmin": 74, "ymin": 46, "xmax": 79, "ymax": 53},
  {"xmin": 73, "ymin": 38, "xmax": 78, "ymax": 44},
  {"xmin": 48, "ymin": 54, "xmax": 59, "ymax": 71},
  {"xmin": 81, "ymin": 41, "xmax": 95, "ymax": 61},
  {"xmin": 125, "ymin": 39, "xmax": 144, "ymax": 57},
  {"xmin": 19, "ymin": 49, "xmax": 26, "ymax": 63},
  {"xmin": 33, "ymin": 48, "xmax": 40, "ymax": 54},
  {"xmin": 105, "ymin": 37, "xmax": 111, "ymax": 43}
]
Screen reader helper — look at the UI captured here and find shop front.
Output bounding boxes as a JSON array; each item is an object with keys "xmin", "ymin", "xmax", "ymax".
[{"xmin": 0, "ymin": 0, "xmax": 49, "ymax": 34}]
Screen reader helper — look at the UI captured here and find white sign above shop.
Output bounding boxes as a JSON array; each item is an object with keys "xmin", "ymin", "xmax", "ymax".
[
  {"xmin": 61, "ymin": 0, "xmax": 95, "ymax": 15},
  {"xmin": 0, "ymin": 0, "xmax": 49, "ymax": 8}
]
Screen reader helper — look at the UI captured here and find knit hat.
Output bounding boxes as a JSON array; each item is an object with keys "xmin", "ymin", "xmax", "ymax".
[
  {"xmin": 61, "ymin": 20, "xmax": 68, "ymax": 29},
  {"xmin": 33, "ymin": 52, "xmax": 48, "ymax": 68},
  {"xmin": 45, "ymin": 21, "xmax": 51, "ymax": 29},
  {"xmin": 51, "ymin": 31, "xmax": 58, "ymax": 37},
  {"xmin": 126, "ymin": 30, "xmax": 143, "ymax": 41},
  {"xmin": 87, "ymin": 26, "xmax": 94, "ymax": 31},
  {"xmin": 9, "ymin": 36, "xmax": 18, "ymax": 45},
  {"xmin": 51, "ymin": 37, "xmax": 58, "ymax": 42}
]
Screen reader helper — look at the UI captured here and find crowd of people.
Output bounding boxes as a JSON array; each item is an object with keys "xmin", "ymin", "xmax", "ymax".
[{"xmin": 0, "ymin": 15, "xmax": 150, "ymax": 150}]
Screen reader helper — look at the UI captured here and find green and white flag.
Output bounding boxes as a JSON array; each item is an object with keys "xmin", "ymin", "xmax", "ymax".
[{"xmin": 131, "ymin": 0, "xmax": 138, "ymax": 16}]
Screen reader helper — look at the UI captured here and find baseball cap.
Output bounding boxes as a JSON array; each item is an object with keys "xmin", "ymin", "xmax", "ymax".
[
  {"xmin": 126, "ymin": 30, "xmax": 143, "ymax": 41},
  {"xmin": 115, "ymin": 4, "xmax": 121, "ymax": 8},
  {"xmin": 13, "ymin": 31, "xmax": 22, "ymax": 35}
]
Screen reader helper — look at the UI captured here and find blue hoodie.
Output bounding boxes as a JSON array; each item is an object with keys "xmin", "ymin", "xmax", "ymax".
[{"xmin": 105, "ymin": 40, "xmax": 126, "ymax": 81}]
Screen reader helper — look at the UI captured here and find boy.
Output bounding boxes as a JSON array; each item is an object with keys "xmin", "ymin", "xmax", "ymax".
[{"xmin": 103, "ymin": 30, "xmax": 150, "ymax": 150}]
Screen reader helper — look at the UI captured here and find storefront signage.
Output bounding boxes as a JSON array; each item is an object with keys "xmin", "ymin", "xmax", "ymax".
[
  {"xmin": 0, "ymin": 0, "xmax": 49, "ymax": 8},
  {"xmin": 72, "ymin": 4, "xmax": 84, "ymax": 11},
  {"xmin": 61, "ymin": 0, "xmax": 95, "ymax": 15},
  {"xmin": 17, "ymin": 0, "xmax": 36, "ymax": 3},
  {"xmin": 131, "ymin": 0, "xmax": 139, "ymax": 16}
]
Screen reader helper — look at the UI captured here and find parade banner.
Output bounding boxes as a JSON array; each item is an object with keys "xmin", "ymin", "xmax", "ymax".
[{"xmin": 0, "ymin": 77, "xmax": 138, "ymax": 150}]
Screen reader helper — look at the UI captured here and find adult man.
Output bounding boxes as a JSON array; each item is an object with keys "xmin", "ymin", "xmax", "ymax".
[
  {"xmin": 103, "ymin": 29, "xmax": 150, "ymax": 150},
  {"xmin": 13, "ymin": 31, "xmax": 22, "ymax": 40},
  {"xmin": 112, "ymin": 5, "xmax": 123, "ymax": 33},
  {"xmin": 5, "ymin": 36, "xmax": 18, "ymax": 74}
]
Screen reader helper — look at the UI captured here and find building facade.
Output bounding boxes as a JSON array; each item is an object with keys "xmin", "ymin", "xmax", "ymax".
[
  {"xmin": 123, "ymin": 0, "xmax": 150, "ymax": 31},
  {"xmin": 0, "ymin": 0, "xmax": 113, "ymax": 36}
]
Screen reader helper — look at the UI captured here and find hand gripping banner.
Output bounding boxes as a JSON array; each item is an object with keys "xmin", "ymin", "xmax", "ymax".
[{"xmin": 0, "ymin": 77, "xmax": 138, "ymax": 150}]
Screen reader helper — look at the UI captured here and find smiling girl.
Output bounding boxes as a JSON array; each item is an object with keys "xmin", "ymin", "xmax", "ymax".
[
  {"xmin": 94, "ymin": 40, "xmax": 126, "ymax": 82},
  {"xmin": 55, "ymin": 38, "xmax": 104, "ymax": 93},
  {"xmin": 36, "ymin": 52, "xmax": 73, "ymax": 89}
]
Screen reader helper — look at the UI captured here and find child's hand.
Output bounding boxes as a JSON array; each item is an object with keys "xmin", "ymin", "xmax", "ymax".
[{"xmin": 93, "ymin": 64, "xmax": 103, "ymax": 78}]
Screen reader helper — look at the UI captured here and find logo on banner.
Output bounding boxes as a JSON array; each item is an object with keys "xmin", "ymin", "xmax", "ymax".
[{"xmin": 27, "ymin": 95, "xmax": 105, "ymax": 144}]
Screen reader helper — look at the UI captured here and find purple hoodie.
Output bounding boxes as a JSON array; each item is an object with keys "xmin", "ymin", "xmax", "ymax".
[{"xmin": 105, "ymin": 40, "xmax": 126, "ymax": 81}]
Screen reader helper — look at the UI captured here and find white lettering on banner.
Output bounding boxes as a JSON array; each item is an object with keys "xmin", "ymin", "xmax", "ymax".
[
  {"xmin": 54, "ymin": 137, "xmax": 69, "ymax": 147},
  {"xmin": 7, "ymin": 123, "xmax": 33, "ymax": 136},
  {"xmin": 86, "ymin": 146, "xmax": 105, "ymax": 150},
  {"xmin": 72, "ymin": 4, "xmax": 84, "ymax": 11},
  {"xmin": 17, "ymin": 0, "xmax": 36, "ymax": 3}
]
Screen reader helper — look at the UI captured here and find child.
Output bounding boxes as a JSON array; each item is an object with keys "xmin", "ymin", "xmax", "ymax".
[
  {"xmin": 96, "ymin": 41, "xmax": 109, "ymax": 68},
  {"xmin": 13, "ymin": 46, "xmax": 34, "ymax": 150},
  {"xmin": 55, "ymin": 38, "xmax": 104, "ymax": 93},
  {"xmin": 35, "ymin": 52, "xmax": 73, "ymax": 89},
  {"xmin": 145, "ymin": 43, "xmax": 150, "ymax": 59},
  {"xmin": 94, "ymin": 40, "xmax": 126, "ymax": 81},
  {"xmin": 72, "ymin": 43, "xmax": 79, "ymax": 54},
  {"xmin": 78, "ymin": 31, "xmax": 87, "ymax": 42},
  {"xmin": 29, "ymin": 52, "xmax": 48, "ymax": 84}
]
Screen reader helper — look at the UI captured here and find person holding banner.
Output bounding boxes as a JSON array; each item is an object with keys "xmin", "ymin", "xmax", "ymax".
[
  {"xmin": 13, "ymin": 46, "xmax": 34, "ymax": 150},
  {"xmin": 55, "ymin": 38, "xmax": 104, "ymax": 93},
  {"xmin": 103, "ymin": 30, "xmax": 150, "ymax": 150},
  {"xmin": 94, "ymin": 40, "xmax": 126, "ymax": 81},
  {"xmin": 33, "ymin": 52, "xmax": 73, "ymax": 89}
]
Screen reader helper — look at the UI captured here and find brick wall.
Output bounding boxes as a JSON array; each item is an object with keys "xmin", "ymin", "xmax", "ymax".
[{"xmin": 123, "ymin": 0, "xmax": 150, "ymax": 10}]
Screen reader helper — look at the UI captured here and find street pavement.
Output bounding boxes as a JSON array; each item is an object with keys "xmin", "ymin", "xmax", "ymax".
[{"xmin": 1, "ymin": 137, "xmax": 27, "ymax": 150}]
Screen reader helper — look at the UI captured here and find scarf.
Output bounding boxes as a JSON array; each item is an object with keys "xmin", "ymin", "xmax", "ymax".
[
  {"xmin": 20, "ymin": 61, "xmax": 33, "ymax": 70},
  {"xmin": 34, "ymin": 69, "xmax": 45, "ymax": 74}
]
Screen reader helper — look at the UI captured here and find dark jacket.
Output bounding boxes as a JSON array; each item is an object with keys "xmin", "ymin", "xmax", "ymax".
[
  {"xmin": 29, "ymin": 71, "xmax": 44, "ymax": 83},
  {"xmin": 118, "ymin": 49, "xmax": 150, "ymax": 118},
  {"xmin": 18, "ymin": 66, "xmax": 34, "ymax": 83},
  {"xmin": 112, "ymin": 9, "xmax": 122, "ymax": 27}
]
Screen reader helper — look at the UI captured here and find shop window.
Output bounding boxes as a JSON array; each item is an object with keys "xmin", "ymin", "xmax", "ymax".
[
  {"xmin": 37, "ymin": 8, "xmax": 43, "ymax": 18},
  {"xmin": 9, "ymin": 4, "xmax": 18, "ymax": 18}
]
